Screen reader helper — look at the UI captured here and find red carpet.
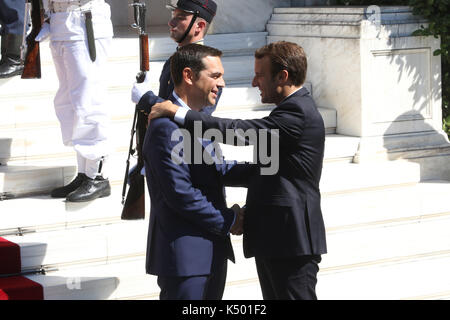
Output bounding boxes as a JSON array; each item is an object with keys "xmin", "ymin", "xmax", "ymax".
[
  {"xmin": 0, "ymin": 237, "xmax": 21, "ymax": 274},
  {"xmin": 0, "ymin": 276, "xmax": 44, "ymax": 300},
  {"xmin": 0, "ymin": 237, "xmax": 44, "ymax": 300}
]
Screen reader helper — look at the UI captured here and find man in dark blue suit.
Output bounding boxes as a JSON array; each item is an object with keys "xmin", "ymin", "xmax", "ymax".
[
  {"xmin": 140, "ymin": 44, "xmax": 244, "ymax": 300},
  {"xmin": 0, "ymin": 0, "xmax": 26, "ymax": 78},
  {"xmin": 149, "ymin": 41, "xmax": 327, "ymax": 300}
]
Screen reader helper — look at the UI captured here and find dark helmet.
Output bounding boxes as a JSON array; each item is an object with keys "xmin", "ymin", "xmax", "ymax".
[{"xmin": 167, "ymin": 0, "xmax": 217, "ymax": 23}]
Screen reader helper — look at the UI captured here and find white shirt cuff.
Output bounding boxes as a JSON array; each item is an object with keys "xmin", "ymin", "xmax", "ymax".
[{"xmin": 174, "ymin": 107, "xmax": 189, "ymax": 125}]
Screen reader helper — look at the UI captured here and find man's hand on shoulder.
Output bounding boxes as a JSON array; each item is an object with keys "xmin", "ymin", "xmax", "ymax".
[{"xmin": 149, "ymin": 100, "xmax": 180, "ymax": 121}]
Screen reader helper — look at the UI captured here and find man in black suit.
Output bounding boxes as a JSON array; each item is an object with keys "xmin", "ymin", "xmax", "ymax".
[{"xmin": 148, "ymin": 41, "xmax": 327, "ymax": 300}]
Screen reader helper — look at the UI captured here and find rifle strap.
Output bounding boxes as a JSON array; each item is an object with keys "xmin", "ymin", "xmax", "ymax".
[{"xmin": 176, "ymin": 11, "xmax": 199, "ymax": 44}]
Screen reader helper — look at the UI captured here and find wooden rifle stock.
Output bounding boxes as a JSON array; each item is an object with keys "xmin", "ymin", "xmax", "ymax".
[
  {"xmin": 140, "ymin": 34, "xmax": 149, "ymax": 75},
  {"xmin": 121, "ymin": 109, "xmax": 147, "ymax": 220},
  {"xmin": 121, "ymin": 1, "xmax": 149, "ymax": 220},
  {"xmin": 21, "ymin": 0, "xmax": 44, "ymax": 79}
]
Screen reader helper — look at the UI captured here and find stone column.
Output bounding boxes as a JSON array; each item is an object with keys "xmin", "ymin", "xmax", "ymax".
[{"xmin": 267, "ymin": 6, "xmax": 450, "ymax": 179}]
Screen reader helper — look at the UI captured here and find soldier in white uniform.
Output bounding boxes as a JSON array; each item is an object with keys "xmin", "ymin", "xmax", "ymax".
[{"xmin": 36, "ymin": 0, "xmax": 113, "ymax": 202}]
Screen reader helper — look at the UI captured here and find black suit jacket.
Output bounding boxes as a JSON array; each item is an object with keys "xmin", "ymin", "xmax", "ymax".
[{"xmin": 183, "ymin": 87, "xmax": 327, "ymax": 258}]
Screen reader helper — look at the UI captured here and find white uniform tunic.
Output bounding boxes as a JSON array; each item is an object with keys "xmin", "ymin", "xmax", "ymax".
[{"xmin": 46, "ymin": 0, "xmax": 113, "ymax": 178}]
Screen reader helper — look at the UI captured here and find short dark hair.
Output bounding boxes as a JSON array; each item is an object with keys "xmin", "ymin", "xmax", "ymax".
[
  {"xmin": 254, "ymin": 41, "xmax": 307, "ymax": 86},
  {"xmin": 170, "ymin": 44, "xmax": 223, "ymax": 86}
]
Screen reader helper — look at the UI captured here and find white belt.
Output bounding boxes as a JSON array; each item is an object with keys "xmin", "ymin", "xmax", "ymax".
[{"xmin": 50, "ymin": 0, "xmax": 101, "ymax": 13}]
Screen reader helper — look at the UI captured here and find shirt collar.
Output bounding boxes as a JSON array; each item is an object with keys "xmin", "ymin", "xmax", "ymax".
[
  {"xmin": 281, "ymin": 86, "xmax": 303, "ymax": 103},
  {"xmin": 172, "ymin": 90, "xmax": 191, "ymax": 110},
  {"xmin": 177, "ymin": 39, "xmax": 204, "ymax": 50}
]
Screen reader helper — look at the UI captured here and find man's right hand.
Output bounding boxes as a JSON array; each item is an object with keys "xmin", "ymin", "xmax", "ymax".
[
  {"xmin": 149, "ymin": 100, "xmax": 180, "ymax": 120},
  {"xmin": 230, "ymin": 204, "xmax": 245, "ymax": 236}
]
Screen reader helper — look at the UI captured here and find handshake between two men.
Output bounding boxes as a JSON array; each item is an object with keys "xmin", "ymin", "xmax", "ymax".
[{"xmin": 230, "ymin": 204, "xmax": 245, "ymax": 236}]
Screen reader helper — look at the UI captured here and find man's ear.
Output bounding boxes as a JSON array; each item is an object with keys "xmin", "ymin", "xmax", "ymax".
[
  {"xmin": 182, "ymin": 67, "xmax": 194, "ymax": 85},
  {"xmin": 277, "ymin": 69, "xmax": 289, "ymax": 84},
  {"xmin": 195, "ymin": 19, "xmax": 206, "ymax": 35}
]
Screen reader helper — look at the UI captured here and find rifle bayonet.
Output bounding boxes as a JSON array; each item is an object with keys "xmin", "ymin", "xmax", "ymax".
[
  {"xmin": 130, "ymin": 0, "xmax": 149, "ymax": 80},
  {"xmin": 121, "ymin": 0, "xmax": 150, "ymax": 220}
]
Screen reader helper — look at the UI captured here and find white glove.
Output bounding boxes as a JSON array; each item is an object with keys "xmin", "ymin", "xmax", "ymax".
[
  {"xmin": 35, "ymin": 22, "xmax": 50, "ymax": 42},
  {"xmin": 131, "ymin": 72, "xmax": 152, "ymax": 104}
]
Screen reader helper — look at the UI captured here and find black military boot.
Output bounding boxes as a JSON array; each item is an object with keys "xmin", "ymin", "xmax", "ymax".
[
  {"xmin": 51, "ymin": 173, "xmax": 87, "ymax": 198},
  {"xmin": 66, "ymin": 176, "xmax": 111, "ymax": 202},
  {"xmin": 0, "ymin": 33, "xmax": 24, "ymax": 78},
  {"xmin": 1, "ymin": 33, "xmax": 6, "ymax": 63}
]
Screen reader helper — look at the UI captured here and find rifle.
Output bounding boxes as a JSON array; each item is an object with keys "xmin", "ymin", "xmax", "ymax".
[
  {"xmin": 121, "ymin": 0, "xmax": 149, "ymax": 220},
  {"xmin": 21, "ymin": 0, "xmax": 44, "ymax": 79}
]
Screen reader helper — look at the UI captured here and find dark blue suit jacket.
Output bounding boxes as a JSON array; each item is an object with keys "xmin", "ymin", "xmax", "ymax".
[{"xmin": 142, "ymin": 93, "xmax": 237, "ymax": 277}]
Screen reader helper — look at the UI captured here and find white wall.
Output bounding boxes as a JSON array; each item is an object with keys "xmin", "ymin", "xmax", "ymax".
[
  {"xmin": 106, "ymin": 0, "xmax": 171, "ymax": 26},
  {"xmin": 106, "ymin": 0, "xmax": 291, "ymax": 34},
  {"xmin": 209, "ymin": 0, "xmax": 291, "ymax": 34}
]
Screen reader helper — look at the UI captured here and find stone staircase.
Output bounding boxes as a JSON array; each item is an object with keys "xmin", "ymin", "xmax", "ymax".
[{"xmin": 1, "ymin": 22, "xmax": 450, "ymax": 300}]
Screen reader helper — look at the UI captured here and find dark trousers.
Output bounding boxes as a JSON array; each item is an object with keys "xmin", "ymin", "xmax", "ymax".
[
  {"xmin": 255, "ymin": 255, "xmax": 321, "ymax": 300},
  {"xmin": 157, "ymin": 261, "xmax": 227, "ymax": 300},
  {"xmin": 0, "ymin": 0, "xmax": 25, "ymax": 35}
]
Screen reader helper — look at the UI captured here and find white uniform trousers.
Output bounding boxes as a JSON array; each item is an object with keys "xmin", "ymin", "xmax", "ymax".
[{"xmin": 50, "ymin": 38, "xmax": 111, "ymax": 178}]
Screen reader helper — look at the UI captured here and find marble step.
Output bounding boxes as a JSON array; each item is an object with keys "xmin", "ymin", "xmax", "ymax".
[
  {"xmin": 3, "ymin": 179, "xmax": 448, "ymax": 237},
  {"xmin": 24, "ymin": 241, "xmax": 450, "ymax": 300},
  {"xmin": 320, "ymin": 160, "xmax": 420, "ymax": 195},
  {"xmin": 322, "ymin": 213, "xmax": 450, "ymax": 270},
  {"xmin": 5, "ymin": 208, "xmax": 449, "ymax": 274},
  {"xmin": 0, "ymin": 82, "xmax": 319, "ymax": 131},
  {"xmin": 0, "ymin": 105, "xmax": 337, "ymax": 165},
  {"xmin": 4, "ymin": 221, "xmax": 148, "ymax": 272},
  {"xmin": 0, "ymin": 142, "xmax": 135, "ymax": 197},
  {"xmin": 317, "ymin": 250, "xmax": 450, "ymax": 300},
  {"xmin": 266, "ymin": 18, "xmax": 425, "ymax": 39},
  {"xmin": 223, "ymin": 250, "xmax": 450, "ymax": 300},
  {"xmin": 270, "ymin": 6, "xmax": 418, "ymax": 24},
  {"xmin": 272, "ymin": 6, "xmax": 421, "ymax": 20},
  {"xmin": 267, "ymin": 6, "xmax": 426, "ymax": 39},
  {"xmin": 0, "ymin": 29, "xmax": 266, "ymax": 96},
  {"xmin": 0, "ymin": 54, "xmax": 255, "ymax": 104},
  {"xmin": 26, "ymin": 258, "xmax": 153, "ymax": 300},
  {"xmin": 321, "ymin": 180, "xmax": 450, "ymax": 231},
  {"xmin": 0, "ymin": 154, "xmax": 423, "ymax": 220},
  {"xmin": 3, "ymin": 181, "xmax": 450, "ymax": 270},
  {"xmin": 110, "ymin": 27, "xmax": 267, "ymax": 60},
  {"xmin": 0, "ymin": 184, "xmax": 146, "ymax": 235},
  {"xmin": 0, "ymin": 164, "xmax": 76, "ymax": 199},
  {"xmin": 0, "ymin": 150, "xmax": 418, "ymax": 200},
  {"xmin": 40, "ymin": 27, "xmax": 267, "ymax": 63},
  {"xmin": 1, "ymin": 28, "xmax": 265, "ymax": 82},
  {"xmin": 0, "ymin": 119, "xmax": 132, "ymax": 165}
]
